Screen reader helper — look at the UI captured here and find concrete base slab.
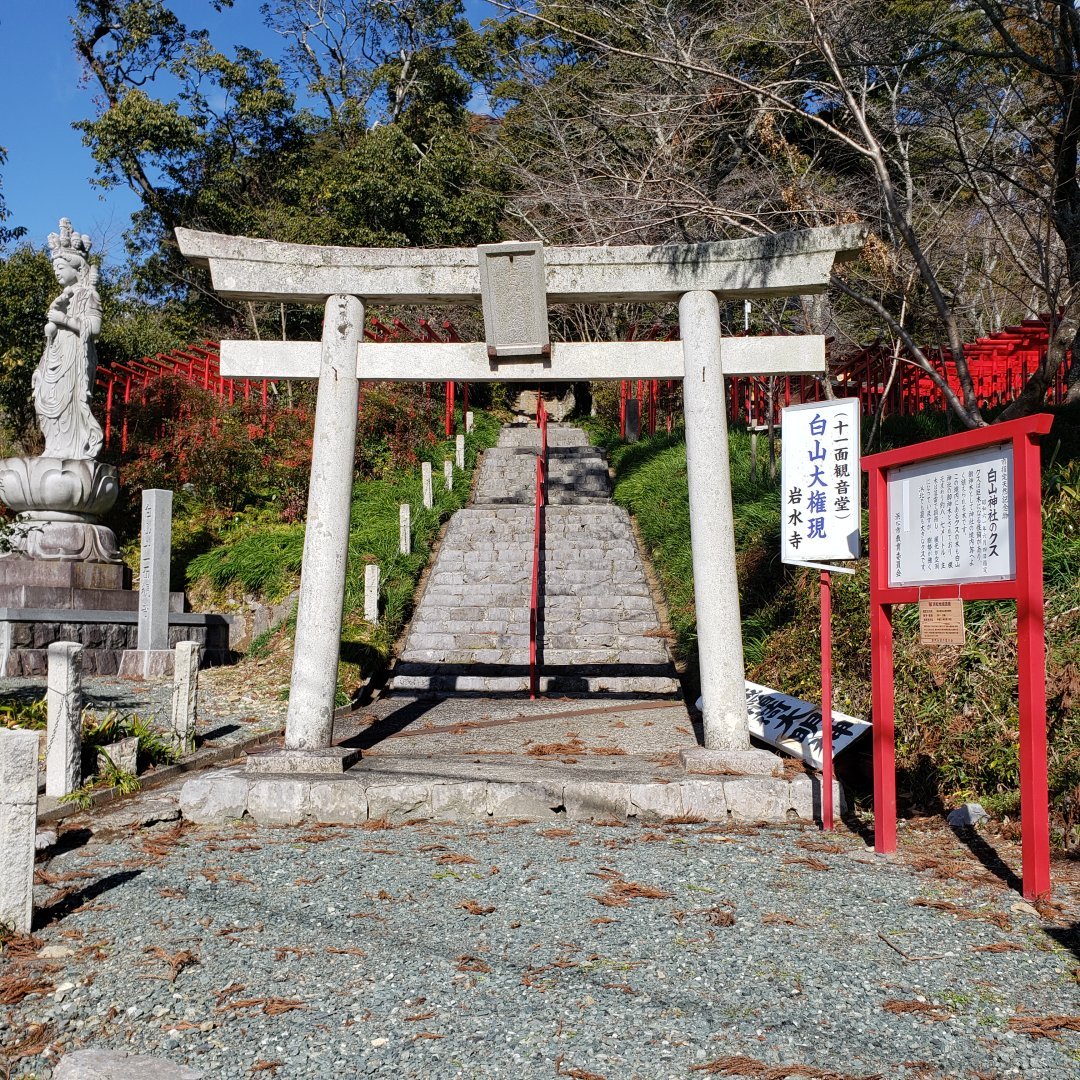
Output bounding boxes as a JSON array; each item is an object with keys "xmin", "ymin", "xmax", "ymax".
[
  {"xmin": 681, "ymin": 747, "xmax": 785, "ymax": 777},
  {"xmin": 245, "ymin": 746, "xmax": 361, "ymax": 774},
  {"xmin": 180, "ymin": 761, "xmax": 843, "ymax": 827}
]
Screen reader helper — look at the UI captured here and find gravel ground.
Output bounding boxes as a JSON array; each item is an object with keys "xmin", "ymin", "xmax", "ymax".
[{"xmin": 4, "ymin": 815, "xmax": 1080, "ymax": 1079}]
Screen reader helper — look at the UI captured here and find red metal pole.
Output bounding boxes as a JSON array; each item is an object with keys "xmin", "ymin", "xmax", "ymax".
[
  {"xmin": 445, "ymin": 381, "xmax": 454, "ymax": 438},
  {"xmin": 868, "ymin": 464, "xmax": 898, "ymax": 854},
  {"xmin": 1015, "ymin": 430, "xmax": 1051, "ymax": 899},
  {"xmin": 820, "ymin": 570, "xmax": 834, "ymax": 831}
]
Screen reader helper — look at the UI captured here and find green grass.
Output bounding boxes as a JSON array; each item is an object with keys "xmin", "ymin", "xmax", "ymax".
[
  {"xmin": 186, "ymin": 409, "xmax": 503, "ymax": 700},
  {"xmin": 590, "ymin": 408, "xmax": 1080, "ymax": 842}
]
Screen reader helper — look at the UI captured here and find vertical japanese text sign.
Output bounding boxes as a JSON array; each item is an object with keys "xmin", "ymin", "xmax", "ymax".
[{"xmin": 781, "ymin": 399, "xmax": 861, "ymax": 564}]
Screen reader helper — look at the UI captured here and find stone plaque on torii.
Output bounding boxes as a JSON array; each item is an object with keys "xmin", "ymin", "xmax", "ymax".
[{"xmin": 177, "ymin": 225, "xmax": 864, "ymax": 772}]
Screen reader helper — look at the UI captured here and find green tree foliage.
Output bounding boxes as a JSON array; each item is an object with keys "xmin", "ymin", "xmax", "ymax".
[
  {"xmin": 0, "ymin": 246, "xmax": 54, "ymax": 439},
  {"xmin": 0, "ymin": 147, "xmax": 26, "ymax": 249},
  {"xmin": 72, "ymin": 0, "xmax": 505, "ymax": 328}
]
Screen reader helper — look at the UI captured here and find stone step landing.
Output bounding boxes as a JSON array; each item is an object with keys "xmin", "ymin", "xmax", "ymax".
[{"xmin": 180, "ymin": 765, "xmax": 841, "ymax": 827}]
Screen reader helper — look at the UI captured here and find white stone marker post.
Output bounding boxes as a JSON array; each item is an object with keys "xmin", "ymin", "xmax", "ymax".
[
  {"xmin": 137, "ymin": 489, "xmax": 173, "ymax": 652},
  {"xmin": 364, "ymin": 564, "xmax": 380, "ymax": 624},
  {"xmin": 0, "ymin": 729, "xmax": 38, "ymax": 934},
  {"xmin": 680, "ymin": 291, "xmax": 751, "ymax": 751},
  {"xmin": 465, "ymin": 411, "xmax": 474, "ymax": 433},
  {"xmin": 281, "ymin": 295, "xmax": 363, "ymax": 757},
  {"xmin": 422, "ymin": 461, "xmax": 434, "ymax": 509},
  {"xmin": 456, "ymin": 433, "xmax": 465, "ymax": 470},
  {"xmin": 171, "ymin": 641, "xmax": 201, "ymax": 754},
  {"xmin": 444, "ymin": 459, "xmax": 453, "ymax": 491},
  {"xmin": 399, "ymin": 503, "xmax": 411, "ymax": 555},
  {"xmin": 45, "ymin": 641, "xmax": 83, "ymax": 797}
]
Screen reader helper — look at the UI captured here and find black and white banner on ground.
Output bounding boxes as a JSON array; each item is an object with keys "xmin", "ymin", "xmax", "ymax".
[{"xmin": 745, "ymin": 681, "xmax": 869, "ymax": 771}]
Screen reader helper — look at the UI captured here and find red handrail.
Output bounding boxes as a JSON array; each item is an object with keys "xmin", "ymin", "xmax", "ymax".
[{"xmin": 529, "ymin": 395, "xmax": 549, "ymax": 698}]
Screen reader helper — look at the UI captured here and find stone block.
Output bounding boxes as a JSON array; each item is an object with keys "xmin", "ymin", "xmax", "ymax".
[
  {"xmin": 171, "ymin": 641, "xmax": 200, "ymax": 754},
  {"xmin": 246, "ymin": 747, "xmax": 360, "ymax": 774},
  {"xmin": 681, "ymin": 747, "xmax": 784, "ymax": 777},
  {"xmin": 179, "ymin": 774, "xmax": 251, "ymax": 824},
  {"xmin": 0, "ymin": 729, "xmax": 38, "ymax": 934},
  {"xmin": 681, "ymin": 779, "xmax": 728, "ymax": 820},
  {"xmin": 248, "ymin": 778, "xmax": 309, "ymax": 825},
  {"xmin": 366, "ymin": 782, "xmax": 432, "ymax": 822},
  {"xmin": 53, "ymin": 1050, "xmax": 203, "ymax": 1080},
  {"xmin": 118, "ymin": 649, "xmax": 175, "ymax": 678},
  {"xmin": 788, "ymin": 773, "xmax": 846, "ymax": 822},
  {"xmin": 431, "ymin": 782, "xmax": 489, "ymax": 820},
  {"xmin": 629, "ymin": 782, "xmax": 686, "ymax": 820},
  {"xmin": 399, "ymin": 503, "xmax": 411, "ymax": 555},
  {"xmin": 723, "ymin": 776, "xmax": 792, "ymax": 822},
  {"xmin": 96, "ymin": 736, "xmax": 138, "ymax": 776},
  {"xmin": 486, "ymin": 781, "xmax": 563, "ymax": 819},
  {"xmin": 422, "ymin": 461, "xmax": 433, "ymax": 509},
  {"xmin": 306, "ymin": 779, "xmax": 368, "ymax": 825},
  {"xmin": 564, "ymin": 781, "xmax": 631, "ymax": 822},
  {"xmin": 364, "ymin": 564, "xmax": 380, "ymax": 624},
  {"xmin": 45, "ymin": 641, "xmax": 82, "ymax": 798}
]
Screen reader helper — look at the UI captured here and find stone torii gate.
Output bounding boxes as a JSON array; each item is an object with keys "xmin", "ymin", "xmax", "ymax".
[{"xmin": 177, "ymin": 225, "xmax": 864, "ymax": 772}]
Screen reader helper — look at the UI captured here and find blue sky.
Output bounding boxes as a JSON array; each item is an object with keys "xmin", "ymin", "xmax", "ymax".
[{"xmin": 0, "ymin": 1, "xmax": 500, "ymax": 264}]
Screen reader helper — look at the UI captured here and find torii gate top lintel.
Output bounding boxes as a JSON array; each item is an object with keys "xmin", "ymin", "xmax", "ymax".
[
  {"xmin": 175, "ymin": 223, "xmax": 866, "ymax": 306},
  {"xmin": 176, "ymin": 224, "xmax": 865, "ymax": 384}
]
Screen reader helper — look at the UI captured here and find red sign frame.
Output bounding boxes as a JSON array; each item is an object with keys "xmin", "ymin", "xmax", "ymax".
[{"xmin": 862, "ymin": 413, "xmax": 1054, "ymax": 899}]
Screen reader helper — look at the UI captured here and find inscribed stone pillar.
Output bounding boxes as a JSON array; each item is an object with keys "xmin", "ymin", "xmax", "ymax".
[
  {"xmin": 465, "ymin": 411, "xmax": 474, "ymax": 433},
  {"xmin": 456, "ymin": 434, "xmax": 465, "ymax": 470},
  {"xmin": 137, "ymin": 489, "xmax": 173, "ymax": 651},
  {"xmin": 364, "ymin": 564, "xmax": 380, "ymax": 624},
  {"xmin": 283, "ymin": 295, "xmax": 363, "ymax": 751},
  {"xmin": 0, "ymin": 729, "xmax": 38, "ymax": 934},
  {"xmin": 45, "ymin": 641, "xmax": 83, "ymax": 797},
  {"xmin": 444, "ymin": 459, "xmax": 453, "ymax": 491},
  {"xmin": 171, "ymin": 641, "xmax": 200, "ymax": 754},
  {"xmin": 399, "ymin": 504, "xmax": 411, "ymax": 555},
  {"xmin": 422, "ymin": 462, "xmax": 433, "ymax": 509},
  {"xmin": 680, "ymin": 290, "xmax": 750, "ymax": 750}
]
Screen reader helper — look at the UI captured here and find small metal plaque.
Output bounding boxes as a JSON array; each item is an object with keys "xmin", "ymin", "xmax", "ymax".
[
  {"xmin": 919, "ymin": 598, "xmax": 966, "ymax": 646},
  {"xmin": 477, "ymin": 241, "xmax": 549, "ymax": 359}
]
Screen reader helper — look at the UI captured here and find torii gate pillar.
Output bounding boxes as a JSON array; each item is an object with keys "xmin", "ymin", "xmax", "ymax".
[{"xmin": 681, "ymin": 291, "xmax": 750, "ymax": 749}]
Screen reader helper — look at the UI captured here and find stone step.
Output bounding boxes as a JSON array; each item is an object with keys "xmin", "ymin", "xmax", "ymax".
[{"xmin": 390, "ymin": 422, "xmax": 678, "ymax": 696}]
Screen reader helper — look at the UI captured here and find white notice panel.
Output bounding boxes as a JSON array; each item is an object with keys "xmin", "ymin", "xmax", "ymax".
[
  {"xmin": 781, "ymin": 399, "xmax": 861, "ymax": 563},
  {"xmin": 887, "ymin": 443, "xmax": 1014, "ymax": 587}
]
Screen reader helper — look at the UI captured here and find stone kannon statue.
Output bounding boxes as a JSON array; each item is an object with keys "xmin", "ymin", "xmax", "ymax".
[{"xmin": 0, "ymin": 218, "xmax": 119, "ymax": 562}]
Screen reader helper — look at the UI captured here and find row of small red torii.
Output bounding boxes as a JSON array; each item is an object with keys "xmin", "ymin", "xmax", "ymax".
[{"xmin": 97, "ymin": 314, "xmax": 1070, "ymax": 450}]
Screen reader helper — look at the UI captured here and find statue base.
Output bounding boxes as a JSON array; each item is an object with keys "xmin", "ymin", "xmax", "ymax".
[
  {"xmin": 5, "ymin": 518, "xmax": 120, "ymax": 562},
  {"xmin": 0, "ymin": 455, "xmax": 120, "ymax": 562}
]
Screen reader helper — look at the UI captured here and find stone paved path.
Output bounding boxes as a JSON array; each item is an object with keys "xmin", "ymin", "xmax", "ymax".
[{"xmin": 390, "ymin": 424, "xmax": 679, "ymax": 695}]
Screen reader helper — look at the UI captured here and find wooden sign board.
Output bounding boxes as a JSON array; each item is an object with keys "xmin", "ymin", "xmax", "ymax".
[{"xmin": 919, "ymin": 598, "xmax": 966, "ymax": 645}]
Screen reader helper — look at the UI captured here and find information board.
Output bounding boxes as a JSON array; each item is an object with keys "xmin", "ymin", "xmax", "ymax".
[
  {"xmin": 781, "ymin": 399, "xmax": 861, "ymax": 563},
  {"xmin": 886, "ymin": 443, "xmax": 1014, "ymax": 587}
]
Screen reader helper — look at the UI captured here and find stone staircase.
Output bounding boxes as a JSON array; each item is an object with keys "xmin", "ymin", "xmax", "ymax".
[{"xmin": 389, "ymin": 424, "xmax": 680, "ymax": 695}]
